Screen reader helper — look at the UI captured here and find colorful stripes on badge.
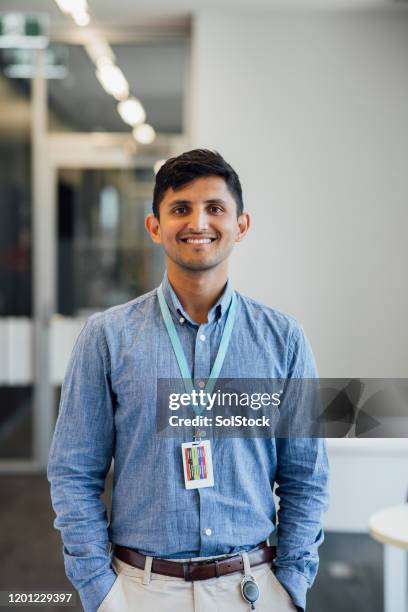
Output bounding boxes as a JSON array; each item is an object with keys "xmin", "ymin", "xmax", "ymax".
[{"xmin": 185, "ymin": 446, "xmax": 207, "ymax": 481}]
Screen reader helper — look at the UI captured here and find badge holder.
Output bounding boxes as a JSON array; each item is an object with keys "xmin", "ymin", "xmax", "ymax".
[
  {"xmin": 240, "ymin": 552, "xmax": 260, "ymax": 610},
  {"xmin": 181, "ymin": 439, "xmax": 214, "ymax": 489}
]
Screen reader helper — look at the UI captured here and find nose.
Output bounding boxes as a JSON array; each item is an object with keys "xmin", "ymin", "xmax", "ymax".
[{"xmin": 187, "ymin": 208, "xmax": 209, "ymax": 233}]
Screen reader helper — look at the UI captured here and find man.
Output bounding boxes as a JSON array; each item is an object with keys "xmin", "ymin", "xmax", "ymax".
[{"xmin": 48, "ymin": 149, "xmax": 329, "ymax": 612}]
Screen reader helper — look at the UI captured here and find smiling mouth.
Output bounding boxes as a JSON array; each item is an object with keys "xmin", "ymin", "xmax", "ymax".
[{"xmin": 180, "ymin": 237, "xmax": 217, "ymax": 244}]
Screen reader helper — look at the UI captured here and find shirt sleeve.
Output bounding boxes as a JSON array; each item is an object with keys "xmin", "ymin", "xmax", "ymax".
[
  {"xmin": 47, "ymin": 315, "xmax": 117, "ymax": 612},
  {"xmin": 273, "ymin": 324, "xmax": 329, "ymax": 612}
]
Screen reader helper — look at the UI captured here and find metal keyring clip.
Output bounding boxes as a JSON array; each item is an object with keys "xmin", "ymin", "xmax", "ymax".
[{"xmin": 240, "ymin": 552, "xmax": 260, "ymax": 610}]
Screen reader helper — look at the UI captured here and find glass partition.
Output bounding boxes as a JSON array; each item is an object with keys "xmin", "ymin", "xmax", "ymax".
[
  {"xmin": 0, "ymin": 50, "xmax": 33, "ymax": 460},
  {"xmin": 57, "ymin": 166, "xmax": 163, "ymax": 316}
]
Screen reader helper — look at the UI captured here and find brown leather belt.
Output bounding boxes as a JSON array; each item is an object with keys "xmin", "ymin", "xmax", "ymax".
[{"xmin": 114, "ymin": 542, "xmax": 276, "ymax": 581}]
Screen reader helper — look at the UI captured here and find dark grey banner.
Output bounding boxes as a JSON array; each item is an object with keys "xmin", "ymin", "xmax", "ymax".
[{"xmin": 155, "ymin": 378, "xmax": 408, "ymax": 438}]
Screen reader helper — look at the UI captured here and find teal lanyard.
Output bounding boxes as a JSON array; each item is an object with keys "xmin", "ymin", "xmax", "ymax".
[{"xmin": 157, "ymin": 285, "xmax": 237, "ymax": 417}]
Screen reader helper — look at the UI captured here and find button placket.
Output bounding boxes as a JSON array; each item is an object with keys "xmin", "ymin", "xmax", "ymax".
[
  {"xmin": 193, "ymin": 321, "xmax": 220, "ymax": 556},
  {"xmin": 194, "ymin": 324, "xmax": 211, "ymax": 390}
]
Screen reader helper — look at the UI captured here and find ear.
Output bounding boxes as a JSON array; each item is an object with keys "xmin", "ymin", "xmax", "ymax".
[
  {"xmin": 145, "ymin": 213, "xmax": 162, "ymax": 244},
  {"xmin": 235, "ymin": 212, "xmax": 250, "ymax": 242}
]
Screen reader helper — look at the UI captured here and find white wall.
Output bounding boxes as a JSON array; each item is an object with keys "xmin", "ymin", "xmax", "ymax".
[{"xmin": 191, "ymin": 7, "xmax": 408, "ymax": 377}]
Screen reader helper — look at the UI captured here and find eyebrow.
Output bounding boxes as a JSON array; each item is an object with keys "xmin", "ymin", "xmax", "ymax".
[{"xmin": 167, "ymin": 198, "xmax": 227, "ymax": 207}]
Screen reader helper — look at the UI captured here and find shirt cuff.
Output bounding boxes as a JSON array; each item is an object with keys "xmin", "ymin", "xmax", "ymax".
[
  {"xmin": 274, "ymin": 567, "xmax": 309, "ymax": 611},
  {"xmin": 78, "ymin": 569, "xmax": 117, "ymax": 612}
]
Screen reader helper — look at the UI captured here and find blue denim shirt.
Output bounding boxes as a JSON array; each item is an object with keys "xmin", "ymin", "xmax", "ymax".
[{"xmin": 48, "ymin": 273, "xmax": 329, "ymax": 612}]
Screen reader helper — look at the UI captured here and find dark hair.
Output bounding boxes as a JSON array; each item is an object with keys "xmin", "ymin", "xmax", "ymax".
[{"xmin": 152, "ymin": 149, "xmax": 244, "ymax": 218}]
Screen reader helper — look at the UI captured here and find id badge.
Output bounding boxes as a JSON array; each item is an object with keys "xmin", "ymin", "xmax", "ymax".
[{"xmin": 181, "ymin": 440, "xmax": 214, "ymax": 489}]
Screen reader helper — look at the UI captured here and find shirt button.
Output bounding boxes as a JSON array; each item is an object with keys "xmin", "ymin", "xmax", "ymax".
[
  {"xmin": 198, "ymin": 381, "xmax": 205, "ymax": 389},
  {"xmin": 199, "ymin": 334, "xmax": 206, "ymax": 342},
  {"xmin": 179, "ymin": 317, "xmax": 185, "ymax": 324},
  {"xmin": 204, "ymin": 528, "xmax": 212, "ymax": 536}
]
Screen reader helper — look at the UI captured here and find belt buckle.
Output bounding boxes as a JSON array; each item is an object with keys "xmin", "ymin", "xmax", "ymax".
[{"xmin": 184, "ymin": 560, "xmax": 205, "ymax": 581}]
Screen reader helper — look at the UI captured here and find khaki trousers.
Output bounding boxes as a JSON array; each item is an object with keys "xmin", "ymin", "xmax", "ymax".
[{"xmin": 97, "ymin": 555, "xmax": 297, "ymax": 612}]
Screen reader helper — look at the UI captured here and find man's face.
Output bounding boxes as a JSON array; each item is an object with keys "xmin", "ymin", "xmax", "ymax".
[{"xmin": 145, "ymin": 176, "xmax": 250, "ymax": 273}]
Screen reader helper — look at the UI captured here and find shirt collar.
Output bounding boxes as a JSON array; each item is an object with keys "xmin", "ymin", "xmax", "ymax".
[{"xmin": 160, "ymin": 271, "xmax": 234, "ymax": 326}]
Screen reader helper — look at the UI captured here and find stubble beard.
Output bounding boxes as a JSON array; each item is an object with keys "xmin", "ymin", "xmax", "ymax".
[{"xmin": 169, "ymin": 252, "xmax": 222, "ymax": 273}]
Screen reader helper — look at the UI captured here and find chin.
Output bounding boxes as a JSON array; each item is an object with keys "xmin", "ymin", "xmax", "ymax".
[
  {"xmin": 176, "ymin": 258, "xmax": 223, "ymax": 272},
  {"xmin": 182, "ymin": 262, "xmax": 220, "ymax": 272}
]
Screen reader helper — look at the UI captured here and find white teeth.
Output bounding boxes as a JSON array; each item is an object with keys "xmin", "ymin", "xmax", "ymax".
[{"xmin": 185, "ymin": 238, "xmax": 212, "ymax": 244}]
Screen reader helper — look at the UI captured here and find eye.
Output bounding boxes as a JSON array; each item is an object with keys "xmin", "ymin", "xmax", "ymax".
[
  {"xmin": 173, "ymin": 206, "xmax": 188, "ymax": 215},
  {"xmin": 209, "ymin": 205, "xmax": 224, "ymax": 214}
]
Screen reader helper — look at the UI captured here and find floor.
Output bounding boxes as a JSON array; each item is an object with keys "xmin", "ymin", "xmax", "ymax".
[{"xmin": 0, "ymin": 474, "xmax": 383, "ymax": 612}]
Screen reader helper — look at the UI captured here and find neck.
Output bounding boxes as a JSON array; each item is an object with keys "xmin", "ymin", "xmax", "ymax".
[{"xmin": 166, "ymin": 261, "xmax": 228, "ymax": 324}]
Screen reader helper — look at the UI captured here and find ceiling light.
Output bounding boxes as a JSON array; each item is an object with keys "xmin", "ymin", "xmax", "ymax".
[
  {"xmin": 133, "ymin": 123, "xmax": 156, "ymax": 145},
  {"xmin": 85, "ymin": 37, "xmax": 115, "ymax": 67},
  {"xmin": 95, "ymin": 56, "xmax": 113, "ymax": 68},
  {"xmin": 96, "ymin": 64, "xmax": 129, "ymax": 100},
  {"xmin": 55, "ymin": 0, "xmax": 88, "ymax": 14},
  {"xmin": 72, "ymin": 11, "xmax": 90, "ymax": 26},
  {"xmin": 117, "ymin": 97, "xmax": 146, "ymax": 126}
]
